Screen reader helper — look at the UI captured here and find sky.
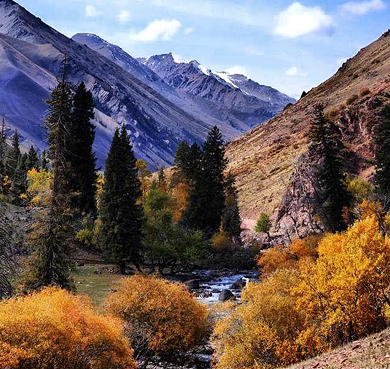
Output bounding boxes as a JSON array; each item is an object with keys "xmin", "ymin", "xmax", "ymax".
[{"xmin": 16, "ymin": 0, "xmax": 390, "ymax": 98}]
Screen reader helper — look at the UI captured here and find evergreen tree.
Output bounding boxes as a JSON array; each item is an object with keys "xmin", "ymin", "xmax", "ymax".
[
  {"xmin": 25, "ymin": 61, "xmax": 74, "ymax": 290},
  {"xmin": 174, "ymin": 141, "xmax": 203, "ymax": 185},
  {"xmin": 182, "ymin": 127, "xmax": 227, "ymax": 237},
  {"xmin": 221, "ymin": 174, "xmax": 242, "ymax": 243},
  {"xmin": 26, "ymin": 145, "xmax": 39, "ymax": 171},
  {"xmin": 11, "ymin": 153, "xmax": 28, "ymax": 202},
  {"xmin": 309, "ymin": 104, "xmax": 351, "ymax": 232},
  {"xmin": 68, "ymin": 82, "xmax": 97, "ymax": 216},
  {"xmin": 100, "ymin": 127, "xmax": 144, "ymax": 274},
  {"xmin": 373, "ymin": 105, "xmax": 390, "ymax": 196},
  {"xmin": 5, "ymin": 130, "xmax": 20, "ymax": 180},
  {"xmin": 41, "ymin": 150, "xmax": 48, "ymax": 171},
  {"xmin": 0, "ymin": 114, "xmax": 6, "ymax": 193}
]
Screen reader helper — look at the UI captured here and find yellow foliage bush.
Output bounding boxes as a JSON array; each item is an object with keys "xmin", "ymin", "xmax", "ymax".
[
  {"xmin": 295, "ymin": 216, "xmax": 390, "ymax": 350},
  {"xmin": 27, "ymin": 168, "xmax": 52, "ymax": 206},
  {"xmin": 258, "ymin": 234, "xmax": 321, "ymax": 274},
  {"xmin": 0, "ymin": 287, "xmax": 136, "ymax": 369},
  {"xmin": 212, "ymin": 269, "xmax": 305, "ymax": 369},
  {"xmin": 211, "ymin": 232, "xmax": 235, "ymax": 253},
  {"xmin": 106, "ymin": 275, "xmax": 208, "ymax": 355}
]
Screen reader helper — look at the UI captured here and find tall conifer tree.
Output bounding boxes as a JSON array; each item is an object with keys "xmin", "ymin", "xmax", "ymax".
[
  {"xmin": 68, "ymin": 82, "xmax": 97, "ymax": 216},
  {"xmin": 100, "ymin": 127, "xmax": 144, "ymax": 274},
  {"xmin": 182, "ymin": 126, "xmax": 227, "ymax": 237},
  {"xmin": 12, "ymin": 154, "xmax": 27, "ymax": 202},
  {"xmin": 309, "ymin": 104, "xmax": 351, "ymax": 232},
  {"xmin": 221, "ymin": 174, "xmax": 242, "ymax": 243},
  {"xmin": 25, "ymin": 59, "xmax": 74, "ymax": 290},
  {"xmin": 373, "ymin": 105, "xmax": 390, "ymax": 197},
  {"xmin": 5, "ymin": 130, "xmax": 20, "ymax": 180},
  {"xmin": 26, "ymin": 145, "xmax": 39, "ymax": 171}
]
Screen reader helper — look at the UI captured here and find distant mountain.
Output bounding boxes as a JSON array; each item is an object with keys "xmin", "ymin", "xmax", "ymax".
[
  {"xmin": 141, "ymin": 53, "xmax": 295, "ymax": 128},
  {"xmin": 73, "ymin": 33, "xmax": 295, "ymax": 133}
]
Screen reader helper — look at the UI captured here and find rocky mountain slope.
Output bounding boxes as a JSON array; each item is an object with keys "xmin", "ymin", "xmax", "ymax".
[
  {"xmin": 73, "ymin": 33, "xmax": 294, "ymax": 135},
  {"xmin": 0, "ymin": 0, "xmax": 265, "ymax": 170},
  {"xmin": 226, "ymin": 30, "xmax": 390, "ymax": 235},
  {"xmin": 287, "ymin": 327, "xmax": 390, "ymax": 369},
  {"xmin": 142, "ymin": 53, "xmax": 295, "ymax": 129}
]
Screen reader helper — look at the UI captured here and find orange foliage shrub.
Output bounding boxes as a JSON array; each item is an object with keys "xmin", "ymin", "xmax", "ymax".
[
  {"xmin": 106, "ymin": 276, "xmax": 208, "ymax": 354},
  {"xmin": 295, "ymin": 216, "xmax": 390, "ymax": 352},
  {"xmin": 212, "ymin": 269, "xmax": 305, "ymax": 369},
  {"xmin": 0, "ymin": 287, "xmax": 136, "ymax": 369},
  {"xmin": 172, "ymin": 181, "xmax": 189, "ymax": 222},
  {"xmin": 258, "ymin": 235, "xmax": 321, "ymax": 274}
]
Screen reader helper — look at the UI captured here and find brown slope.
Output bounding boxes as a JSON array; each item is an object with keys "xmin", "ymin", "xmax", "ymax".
[{"xmin": 226, "ymin": 30, "xmax": 390, "ymax": 231}]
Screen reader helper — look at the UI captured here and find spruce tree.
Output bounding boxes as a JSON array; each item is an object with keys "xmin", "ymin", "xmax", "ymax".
[
  {"xmin": 174, "ymin": 141, "xmax": 203, "ymax": 185},
  {"xmin": 100, "ymin": 127, "xmax": 144, "ymax": 274},
  {"xmin": 309, "ymin": 104, "xmax": 351, "ymax": 232},
  {"xmin": 373, "ymin": 105, "xmax": 390, "ymax": 196},
  {"xmin": 11, "ymin": 154, "xmax": 27, "ymax": 202},
  {"xmin": 221, "ymin": 174, "xmax": 242, "ymax": 243},
  {"xmin": 68, "ymin": 82, "xmax": 97, "ymax": 216},
  {"xmin": 182, "ymin": 127, "xmax": 227, "ymax": 237},
  {"xmin": 41, "ymin": 150, "xmax": 48, "ymax": 171},
  {"xmin": 26, "ymin": 145, "xmax": 39, "ymax": 171},
  {"xmin": 0, "ymin": 114, "xmax": 6, "ymax": 193},
  {"xmin": 5, "ymin": 130, "xmax": 20, "ymax": 180},
  {"xmin": 25, "ymin": 61, "xmax": 74, "ymax": 290}
]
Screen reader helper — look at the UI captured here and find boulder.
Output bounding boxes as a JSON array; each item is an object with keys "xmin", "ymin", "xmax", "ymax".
[
  {"xmin": 219, "ymin": 289, "xmax": 235, "ymax": 301},
  {"xmin": 230, "ymin": 278, "xmax": 244, "ymax": 290},
  {"xmin": 185, "ymin": 279, "xmax": 200, "ymax": 290}
]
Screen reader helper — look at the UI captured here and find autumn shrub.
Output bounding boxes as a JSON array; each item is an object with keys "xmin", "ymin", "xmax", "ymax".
[
  {"xmin": 347, "ymin": 175, "xmax": 373, "ymax": 201},
  {"xmin": 346, "ymin": 94, "xmax": 359, "ymax": 105},
  {"xmin": 106, "ymin": 276, "xmax": 208, "ymax": 357},
  {"xmin": 211, "ymin": 232, "xmax": 235, "ymax": 253},
  {"xmin": 212, "ymin": 269, "xmax": 305, "ymax": 369},
  {"xmin": 324, "ymin": 107, "xmax": 340, "ymax": 121},
  {"xmin": 258, "ymin": 234, "xmax": 321, "ymax": 274},
  {"xmin": 0, "ymin": 287, "xmax": 136, "ymax": 369},
  {"xmin": 26, "ymin": 168, "xmax": 52, "ymax": 207},
  {"xmin": 295, "ymin": 216, "xmax": 390, "ymax": 351}
]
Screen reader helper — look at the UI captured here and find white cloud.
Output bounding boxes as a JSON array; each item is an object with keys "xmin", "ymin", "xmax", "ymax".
[
  {"xmin": 274, "ymin": 2, "xmax": 335, "ymax": 38},
  {"xmin": 85, "ymin": 5, "xmax": 102, "ymax": 17},
  {"xmin": 184, "ymin": 27, "xmax": 194, "ymax": 35},
  {"xmin": 286, "ymin": 66, "xmax": 308, "ymax": 77},
  {"xmin": 340, "ymin": 0, "xmax": 386, "ymax": 15},
  {"xmin": 116, "ymin": 10, "xmax": 131, "ymax": 24},
  {"xmin": 129, "ymin": 19, "xmax": 182, "ymax": 43},
  {"xmin": 226, "ymin": 65, "xmax": 248, "ymax": 76}
]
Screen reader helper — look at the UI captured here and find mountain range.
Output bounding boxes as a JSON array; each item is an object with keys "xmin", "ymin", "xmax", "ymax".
[{"xmin": 0, "ymin": 0, "xmax": 294, "ymax": 169}]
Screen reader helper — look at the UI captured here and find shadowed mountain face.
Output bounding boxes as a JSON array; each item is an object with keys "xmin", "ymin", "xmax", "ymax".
[{"xmin": 73, "ymin": 33, "xmax": 295, "ymax": 134}]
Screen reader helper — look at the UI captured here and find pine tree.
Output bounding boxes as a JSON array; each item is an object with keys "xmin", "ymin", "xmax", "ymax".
[
  {"xmin": 26, "ymin": 145, "xmax": 39, "ymax": 171},
  {"xmin": 68, "ymin": 82, "xmax": 97, "ymax": 216},
  {"xmin": 25, "ymin": 60, "xmax": 74, "ymax": 290},
  {"xmin": 41, "ymin": 150, "xmax": 48, "ymax": 171},
  {"xmin": 221, "ymin": 174, "xmax": 242, "ymax": 243},
  {"xmin": 309, "ymin": 104, "xmax": 351, "ymax": 232},
  {"xmin": 100, "ymin": 127, "xmax": 144, "ymax": 274},
  {"xmin": 11, "ymin": 154, "xmax": 27, "ymax": 202},
  {"xmin": 0, "ymin": 114, "xmax": 6, "ymax": 194},
  {"xmin": 182, "ymin": 127, "xmax": 227, "ymax": 237},
  {"xmin": 373, "ymin": 105, "xmax": 390, "ymax": 196},
  {"xmin": 5, "ymin": 130, "xmax": 20, "ymax": 180}
]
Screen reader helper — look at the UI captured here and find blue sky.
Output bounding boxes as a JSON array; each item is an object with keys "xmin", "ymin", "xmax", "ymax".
[{"xmin": 16, "ymin": 0, "xmax": 389, "ymax": 98}]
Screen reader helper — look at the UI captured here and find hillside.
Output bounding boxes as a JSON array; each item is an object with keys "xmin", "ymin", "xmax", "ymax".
[
  {"xmin": 226, "ymin": 30, "xmax": 390, "ymax": 234},
  {"xmin": 287, "ymin": 327, "xmax": 390, "ymax": 369}
]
